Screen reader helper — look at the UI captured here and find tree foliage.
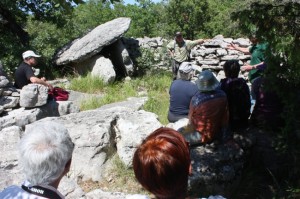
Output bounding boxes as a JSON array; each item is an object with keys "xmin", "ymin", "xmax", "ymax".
[
  {"xmin": 72, "ymin": 0, "xmax": 114, "ymax": 36},
  {"xmin": 232, "ymin": 0, "xmax": 300, "ymax": 118},
  {"xmin": 165, "ymin": 0, "xmax": 210, "ymax": 39},
  {"xmin": 204, "ymin": 0, "xmax": 242, "ymax": 37},
  {"xmin": 112, "ymin": 0, "xmax": 167, "ymax": 38},
  {"xmin": 232, "ymin": 1, "xmax": 300, "ymax": 194},
  {"xmin": 0, "ymin": 0, "xmax": 85, "ymax": 77}
]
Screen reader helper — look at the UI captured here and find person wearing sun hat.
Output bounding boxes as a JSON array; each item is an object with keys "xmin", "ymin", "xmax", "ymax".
[
  {"xmin": 179, "ymin": 70, "xmax": 229, "ymax": 145},
  {"xmin": 14, "ymin": 50, "xmax": 53, "ymax": 89},
  {"xmin": 168, "ymin": 62, "xmax": 198, "ymax": 123}
]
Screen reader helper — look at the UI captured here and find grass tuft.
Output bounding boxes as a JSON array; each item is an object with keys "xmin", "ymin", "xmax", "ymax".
[
  {"xmin": 72, "ymin": 69, "xmax": 172, "ymax": 125},
  {"xmin": 69, "ymin": 73, "xmax": 106, "ymax": 93}
]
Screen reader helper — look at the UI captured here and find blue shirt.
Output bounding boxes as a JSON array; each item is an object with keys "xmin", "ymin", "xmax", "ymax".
[
  {"xmin": 169, "ymin": 79, "xmax": 198, "ymax": 116},
  {"xmin": 0, "ymin": 180, "xmax": 64, "ymax": 199}
]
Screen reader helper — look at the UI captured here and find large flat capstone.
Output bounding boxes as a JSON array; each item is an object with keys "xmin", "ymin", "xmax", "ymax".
[{"xmin": 54, "ymin": 17, "xmax": 131, "ymax": 65}]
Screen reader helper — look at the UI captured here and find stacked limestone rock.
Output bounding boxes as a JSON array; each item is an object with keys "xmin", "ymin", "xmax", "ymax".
[
  {"xmin": 123, "ymin": 34, "xmax": 252, "ymax": 82},
  {"xmin": 0, "ymin": 80, "xmax": 80, "ymax": 131},
  {"xmin": 0, "ymin": 75, "xmax": 19, "ymax": 115}
]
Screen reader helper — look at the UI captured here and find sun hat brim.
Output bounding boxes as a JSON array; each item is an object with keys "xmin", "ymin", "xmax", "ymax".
[{"xmin": 196, "ymin": 70, "xmax": 220, "ymax": 91}]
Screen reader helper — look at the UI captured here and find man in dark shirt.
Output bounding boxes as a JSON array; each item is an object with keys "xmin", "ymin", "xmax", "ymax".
[
  {"xmin": 14, "ymin": 50, "xmax": 53, "ymax": 89},
  {"xmin": 168, "ymin": 62, "xmax": 198, "ymax": 123}
]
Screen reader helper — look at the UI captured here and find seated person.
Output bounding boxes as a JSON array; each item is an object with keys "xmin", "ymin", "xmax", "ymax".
[
  {"xmin": 251, "ymin": 75, "xmax": 284, "ymax": 130},
  {"xmin": 133, "ymin": 127, "xmax": 225, "ymax": 199},
  {"xmin": 0, "ymin": 121, "xmax": 74, "ymax": 199},
  {"xmin": 168, "ymin": 62, "xmax": 198, "ymax": 123},
  {"xmin": 14, "ymin": 50, "xmax": 53, "ymax": 89},
  {"xmin": 220, "ymin": 60, "xmax": 251, "ymax": 131},
  {"xmin": 180, "ymin": 70, "xmax": 229, "ymax": 145}
]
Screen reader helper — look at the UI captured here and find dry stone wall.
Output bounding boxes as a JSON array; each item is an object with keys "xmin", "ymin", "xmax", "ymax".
[{"xmin": 123, "ymin": 34, "xmax": 252, "ymax": 81}]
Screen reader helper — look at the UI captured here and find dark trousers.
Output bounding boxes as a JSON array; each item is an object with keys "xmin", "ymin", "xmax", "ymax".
[{"xmin": 172, "ymin": 59, "xmax": 181, "ymax": 80}]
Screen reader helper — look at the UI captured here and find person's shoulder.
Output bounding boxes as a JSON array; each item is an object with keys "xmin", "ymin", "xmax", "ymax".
[
  {"xmin": 186, "ymin": 40, "xmax": 195, "ymax": 44},
  {"xmin": 167, "ymin": 40, "xmax": 175, "ymax": 46},
  {"xmin": 18, "ymin": 62, "xmax": 30, "ymax": 69},
  {"xmin": 220, "ymin": 78, "xmax": 228, "ymax": 84},
  {"xmin": 0, "ymin": 185, "xmax": 22, "ymax": 196},
  {"xmin": 257, "ymin": 42, "xmax": 268, "ymax": 49},
  {"xmin": 215, "ymin": 88, "xmax": 227, "ymax": 96}
]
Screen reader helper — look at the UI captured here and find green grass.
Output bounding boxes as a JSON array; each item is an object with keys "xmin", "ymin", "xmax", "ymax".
[
  {"xmin": 144, "ymin": 90, "xmax": 170, "ymax": 125},
  {"xmin": 70, "ymin": 70, "xmax": 172, "ymax": 125},
  {"xmin": 102, "ymin": 155, "xmax": 151, "ymax": 196},
  {"xmin": 69, "ymin": 73, "xmax": 106, "ymax": 93}
]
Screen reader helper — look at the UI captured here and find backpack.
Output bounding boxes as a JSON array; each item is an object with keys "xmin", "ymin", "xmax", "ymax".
[
  {"xmin": 48, "ymin": 87, "xmax": 69, "ymax": 101},
  {"xmin": 220, "ymin": 78, "xmax": 251, "ymax": 129}
]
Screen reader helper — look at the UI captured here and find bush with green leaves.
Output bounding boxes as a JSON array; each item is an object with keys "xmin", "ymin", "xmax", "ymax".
[
  {"xmin": 232, "ymin": 0, "xmax": 300, "ymax": 138},
  {"xmin": 232, "ymin": 1, "xmax": 300, "ymax": 197}
]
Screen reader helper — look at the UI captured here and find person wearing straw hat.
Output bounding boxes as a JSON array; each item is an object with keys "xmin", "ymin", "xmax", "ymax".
[
  {"xmin": 179, "ymin": 70, "xmax": 229, "ymax": 145},
  {"xmin": 14, "ymin": 50, "xmax": 53, "ymax": 89},
  {"xmin": 168, "ymin": 62, "xmax": 198, "ymax": 123}
]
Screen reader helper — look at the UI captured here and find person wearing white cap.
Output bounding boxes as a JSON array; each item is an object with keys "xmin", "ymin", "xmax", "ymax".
[
  {"xmin": 168, "ymin": 62, "xmax": 198, "ymax": 123},
  {"xmin": 179, "ymin": 70, "xmax": 229, "ymax": 145},
  {"xmin": 14, "ymin": 50, "xmax": 53, "ymax": 89}
]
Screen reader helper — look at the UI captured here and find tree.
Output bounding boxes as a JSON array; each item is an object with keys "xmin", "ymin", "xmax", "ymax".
[
  {"xmin": 165, "ymin": 0, "xmax": 210, "ymax": 39},
  {"xmin": 204, "ymin": 0, "xmax": 243, "ymax": 38},
  {"xmin": 0, "ymin": 0, "xmax": 84, "ymax": 46},
  {"xmin": 232, "ymin": 0, "xmax": 300, "ymax": 104},
  {"xmin": 113, "ymin": 0, "xmax": 166, "ymax": 38},
  {"xmin": 71, "ymin": 0, "xmax": 114, "ymax": 36},
  {"xmin": 0, "ymin": 0, "xmax": 85, "ymax": 77},
  {"xmin": 231, "ymin": 1, "xmax": 300, "ymax": 196}
]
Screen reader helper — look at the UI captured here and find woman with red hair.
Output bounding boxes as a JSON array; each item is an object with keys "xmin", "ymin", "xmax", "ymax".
[{"xmin": 133, "ymin": 127, "xmax": 191, "ymax": 199}]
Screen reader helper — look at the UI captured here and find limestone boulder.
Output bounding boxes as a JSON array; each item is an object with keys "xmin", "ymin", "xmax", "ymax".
[
  {"xmin": 54, "ymin": 17, "xmax": 131, "ymax": 65},
  {"xmin": 0, "ymin": 76, "xmax": 9, "ymax": 88},
  {"xmin": 91, "ymin": 56, "xmax": 116, "ymax": 84},
  {"xmin": 0, "ymin": 126, "xmax": 23, "ymax": 189},
  {"xmin": 0, "ymin": 96, "xmax": 19, "ymax": 109},
  {"xmin": 19, "ymin": 84, "xmax": 48, "ymax": 108},
  {"xmin": 115, "ymin": 110, "xmax": 162, "ymax": 167}
]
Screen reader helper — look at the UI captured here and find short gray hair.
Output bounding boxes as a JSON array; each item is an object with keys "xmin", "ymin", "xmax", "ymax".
[{"xmin": 19, "ymin": 121, "xmax": 74, "ymax": 185}]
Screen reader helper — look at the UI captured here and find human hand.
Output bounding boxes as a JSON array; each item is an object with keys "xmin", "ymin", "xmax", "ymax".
[
  {"xmin": 241, "ymin": 64, "xmax": 253, "ymax": 71},
  {"xmin": 47, "ymin": 84, "xmax": 53, "ymax": 90},
  {"xmin": 41, "ymin": 77, "xmax": 46, "ymax": 81},
  {"xmin": 226, "ymin": 43, "xmax": 237, "ymax": 50}
]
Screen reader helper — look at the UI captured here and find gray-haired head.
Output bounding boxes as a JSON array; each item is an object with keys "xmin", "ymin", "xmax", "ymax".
[
  {"xmin": 19, "ymin": 121, "xmax": 74, "ymax": 185},
  {"xmin": 177, "ymin": 62, "xmax": 194, "ymax": 80},
  {"xmin": 195, "ymin": 70, "xmax": 219, "ymax": 92}
]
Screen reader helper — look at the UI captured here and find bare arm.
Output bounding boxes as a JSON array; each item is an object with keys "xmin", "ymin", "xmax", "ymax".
[
  {"xmin": 30, "ymin": 76, "xmax": 53, "ymax": 90},
  {"xmin": 241, "ymin": 61, "xmax": 265, "ymax": 71},
  {"xmin": 195, "ymin": 38, "xmax": 210, "ymax": 45},
  {"xmin": 227, "ymin": 43, "xmax": 250, "ymax": 54}
]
